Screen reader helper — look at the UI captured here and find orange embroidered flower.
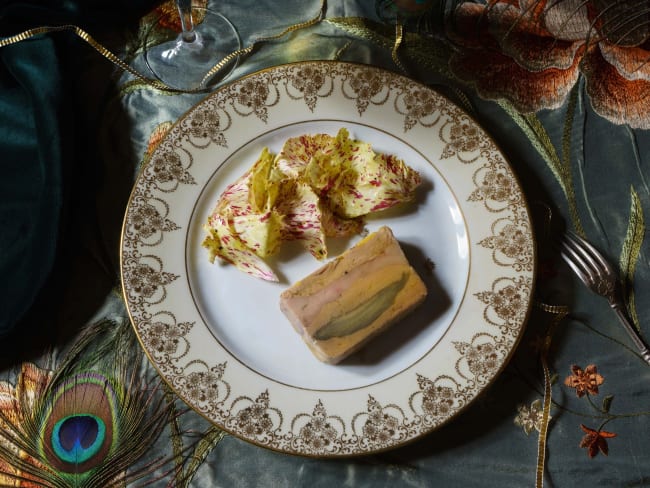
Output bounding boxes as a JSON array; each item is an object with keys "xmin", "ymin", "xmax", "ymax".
[
  {"xmin": 564, "ymin": 364, "xmax": 604, "ymax": 397},
  {"xmin": 145, "ymin": 121, "xmax": 173, "ymax": 157},
  {"xmin": 579, "ymin": 424, "xmax": 616, "ymax": 458},
  {"xmin": 152, "ymin": 0, "xmax": 208, "ymax": 32},
  {"xmin": 448, "ymin": 0, "xmax": 650, "ymax": 129},
  {"xmin": 0, "ymin": 363, "xmax": 52, "ymax": 487}
]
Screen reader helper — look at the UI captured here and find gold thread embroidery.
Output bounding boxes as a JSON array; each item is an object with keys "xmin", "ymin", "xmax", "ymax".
[
  {"xmin": 619, "ymin": 186, "xmax": 645, "ymax": 331},
  {"xmin": 391, "ymin": 22, "xmax": 407, "ymax": 73},
  {"xmin": 0, "ymin": 25, "xmax": 182, "ymax": 92},
  {"xmin": 534, "ymin": 301, "xmax": 569, "ymax": 488},
  {"xmin": 0, "ymin": 0, "xmax": 327, "ymax": 94},
  {"xmin": 199, "ymin": 0, "xmax": 327, "ymax": 86}
]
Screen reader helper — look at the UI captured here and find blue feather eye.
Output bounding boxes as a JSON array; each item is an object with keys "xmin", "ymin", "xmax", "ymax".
[
  {"xmin": 0, "ymin": 322, "xmax": 179, "ymax": 488},
  {"xmin": 51, "ymin": 414, "xmax": 106, "ymax": 465},
  {"xmin": 39, "ymin": 372, "xmax": 118, "ymax": 477}
]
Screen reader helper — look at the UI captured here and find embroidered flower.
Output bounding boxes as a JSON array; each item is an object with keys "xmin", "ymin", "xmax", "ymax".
[
  {"xmin": 448, "ymin": 0, "xmax": 650, "ymax": 129},
  {"xmin": 0, "ymin": 363, "xmax": 53, "ymax": 486},
  {"xmin": 145, "ymin": 121, "xmax": 173, "ymax": 157},
  {"xmin": 564, "ymin": 364, "xmax": 604, "ymax": 397},
  {"xmin": 579, "ymin": 424, "xmax": 616, "ymax": 458},
  {"xmin": 151, "ymin": 0, "xmax": 208, "ymax": 32},
  {"xmin": 514, "ymin": 399, "xmax": 547, "ymax": 435}
]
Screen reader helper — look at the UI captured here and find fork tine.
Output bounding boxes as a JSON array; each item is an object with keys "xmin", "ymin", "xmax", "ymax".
[
  {"xmin": 559, "ymin": 238, "xmax": 595, "ymax": 286},
  {"xmin": 565, "ymin": 231, "xmax": 615, "ymax": 276},
  {"xmin": 559, "ymin": 232, "xmax": 650, "ymax": 365},
  {"xmin": 562, "ymin": 233, "xmax": 600, "ymax": 279}
]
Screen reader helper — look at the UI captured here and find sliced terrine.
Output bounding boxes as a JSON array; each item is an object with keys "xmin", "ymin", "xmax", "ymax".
[{"xmin": 279, "ymin": 226, "xmax": 427, "ymax": 364}]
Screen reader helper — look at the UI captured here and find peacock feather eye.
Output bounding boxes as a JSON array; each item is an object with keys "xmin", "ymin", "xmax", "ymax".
[
  {"xmin": 39, "ymin": 372, "xmax": 119, "ymax": 477},
  {"xmin": 0, "ymin": 321, "xmax": 183, "ymax": 487},
  {"xmin": 51, "ymin": 414, "xmax": 106, "ymax": 465}
]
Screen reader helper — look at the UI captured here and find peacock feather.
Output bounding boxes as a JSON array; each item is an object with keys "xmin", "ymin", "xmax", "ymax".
[{"xmin": 0, "ymin": 319, "xmax": 207, "ymax": 488}]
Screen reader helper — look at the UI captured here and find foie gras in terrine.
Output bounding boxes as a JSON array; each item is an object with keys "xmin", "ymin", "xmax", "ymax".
[{"xmin": 279, "ymin": 226, "xmax": 427, "ymax": 364}]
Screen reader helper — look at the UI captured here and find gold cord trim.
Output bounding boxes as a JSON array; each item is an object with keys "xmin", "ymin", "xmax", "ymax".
[
  {"xmin": 0, "ymin": 24, "xmax": 183, "ymax": 92},
  {"xmin": 391, "ymin": 21, "xmax": 407, "ymax": 73},
  {"xmin": 200, "ymin": 0, "xmax": 327, "ymax": 86},
  {"xmin": 0, "ymin": 0, "xmax": 327, "ymax": 94},
  {"xmin": 534, "ymin": 300, "xmax": 569, "ymax": 488}
]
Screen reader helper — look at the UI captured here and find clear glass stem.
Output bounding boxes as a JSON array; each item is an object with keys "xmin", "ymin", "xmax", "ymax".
[
  {"xmin": 177, "ymin": 0, "xmax": 197, "ymax": 43},
  {"xmin": 143, "ymin": 2, "xmax": 241, "ymax": 90}
]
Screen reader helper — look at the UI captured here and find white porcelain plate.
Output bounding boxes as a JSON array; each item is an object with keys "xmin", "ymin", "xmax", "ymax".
[{"xmin": 121, "ymin": 61, "xmax": 536, "ymax": 456}]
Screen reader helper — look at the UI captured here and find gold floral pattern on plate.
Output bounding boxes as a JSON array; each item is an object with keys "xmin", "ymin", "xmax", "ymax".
[{"xmin": 121, "ymin": 61, "xmax": 536, "ymax": 456}]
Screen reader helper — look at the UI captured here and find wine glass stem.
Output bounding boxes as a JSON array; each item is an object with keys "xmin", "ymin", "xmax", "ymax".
[{"xmin": 177, "ymin": 0, "xmax": 197, "ymax": 43}]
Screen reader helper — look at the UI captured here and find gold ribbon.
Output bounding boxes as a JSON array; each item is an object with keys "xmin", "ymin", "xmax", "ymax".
[
  {"xmin": 200, "ymin": 0, "xmax": 327, "ymax": 86},
  {"xmin": 0, "ymin": 0, "xmax": 327, "ymax": 93},
  {"xmin": 0, "ymin": 24, "xmax": 183, "ymax": 92},
  {"xmin": 391, "ymin": 21, "xmax": 407, "ymax": 73},
  {"xmin": 534, "ymin": 301, "xmax": 569, "ymax": 488}
]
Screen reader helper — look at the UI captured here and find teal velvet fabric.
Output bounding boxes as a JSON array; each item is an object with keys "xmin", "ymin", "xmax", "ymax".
[
  {"xmin": 0, "ymin": 1, "xmax": 156, "ymax": 340},
  {"xmin": 0, "ymin": 37, "xmax": 65, "ymax": 337},
  {"xmin": 1, "ymin": 1, "xmax": 649, "ymax": 486}
]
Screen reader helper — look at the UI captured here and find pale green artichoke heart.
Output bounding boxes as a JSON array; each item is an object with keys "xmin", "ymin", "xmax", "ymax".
[{"xmin": 313, "ymin": 272, "xmax": 408, "ymax": 341}]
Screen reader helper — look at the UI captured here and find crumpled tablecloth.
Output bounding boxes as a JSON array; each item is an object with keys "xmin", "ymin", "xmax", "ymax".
[{"xmin": 1, "ymin": 1, "xmax": 649, "ymax": 486}]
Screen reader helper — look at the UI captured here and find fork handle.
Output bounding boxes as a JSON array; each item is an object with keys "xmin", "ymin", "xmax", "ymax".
[{"xmin": 610, "ymin": 303, "xmax": 650, "ymax": 366}]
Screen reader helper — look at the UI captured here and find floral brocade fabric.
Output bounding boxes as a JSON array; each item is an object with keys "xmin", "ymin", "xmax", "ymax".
[{"xmin": 448, "ymin": 0, "xmax": 650, "ymax": 129}]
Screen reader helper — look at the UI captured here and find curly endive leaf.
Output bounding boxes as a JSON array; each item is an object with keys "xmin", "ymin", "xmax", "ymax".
[{"xmin": 619, "ymin": 186, "xmax": 645, "ymax": 331}]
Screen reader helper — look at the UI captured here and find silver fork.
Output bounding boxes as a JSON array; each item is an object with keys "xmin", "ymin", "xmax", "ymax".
[{"xmin": 559, "ymin": 231, "xmax": 650, "ymax": 365}]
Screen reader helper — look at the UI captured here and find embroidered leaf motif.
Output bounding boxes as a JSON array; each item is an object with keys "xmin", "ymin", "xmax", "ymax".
[
  {"xmin": 325, "ymin": 17, "xmax": 395, "ymax": 51},
  {"xmin": 619, "ymin": 186, "xmax": 645, "ymax": 332},
  {"xmin": 602, "ymin": 395, "xmax": 614, "ymax": 414},
  {"xmin": 498, "ymin": 101, "xmax": 583, "ymax": 235},
  {"xmin": 325, "ymin": 17, "xmax": 452, "ymax": 76},
  {"xmin": 579, "ymin": 424, "xmax": 616, "ymax": 458},
  {"xmin": 178, "ymin": 427, "xmax": 226, "ymax": 488}
]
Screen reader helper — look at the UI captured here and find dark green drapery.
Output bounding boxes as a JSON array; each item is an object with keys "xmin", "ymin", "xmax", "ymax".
[{"xmin": 0, "ymin": 1, "xmax": 157, "ymax": 338}]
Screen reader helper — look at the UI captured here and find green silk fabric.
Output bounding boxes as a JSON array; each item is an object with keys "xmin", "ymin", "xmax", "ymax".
[
  {"xmin": 0, "ymin": 37, "xmax": 64, "ymax": 337},
  {"xmin": 0, "ymin": 1, "xmax": 155, "ymax": 338}
]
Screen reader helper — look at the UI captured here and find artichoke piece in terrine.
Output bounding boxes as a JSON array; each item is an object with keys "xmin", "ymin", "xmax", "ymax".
[{"xmin": 279, "ymin": 226, "xmax": 427, "ymax": 364}]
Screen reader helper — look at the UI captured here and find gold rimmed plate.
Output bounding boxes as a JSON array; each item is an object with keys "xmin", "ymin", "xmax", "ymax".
[{"xmin": 120, "ymin": 61, "xmax": 535, "ymax": 456}]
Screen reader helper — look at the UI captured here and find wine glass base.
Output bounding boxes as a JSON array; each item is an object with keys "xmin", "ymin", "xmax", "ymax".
[{"xmin": 144, "ymin": 7, "xmax": 241, "ymax": 91}]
